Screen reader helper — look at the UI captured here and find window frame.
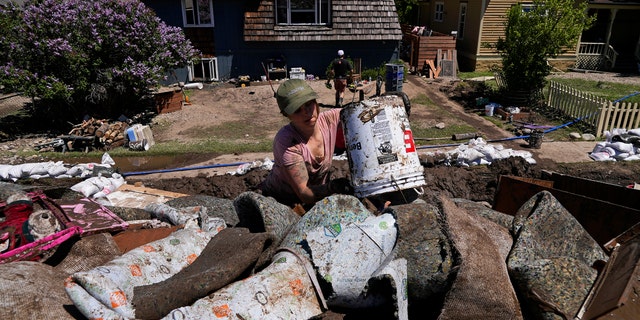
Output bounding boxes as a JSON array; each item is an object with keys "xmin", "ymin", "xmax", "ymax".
[
  {"xmin": 434, "ymin": 2, "xmax": 444, "ymax": 22},
  {"xmin": 457, "ymin": 2, "xmax": 467, "ymax": 39},
  {"xmin": 181, "ymin": 0, "xmax": 214, "ymax": 28},
  {"xmin": 275, "ymin": 0, "xmax": 331, "ymax": 26}
]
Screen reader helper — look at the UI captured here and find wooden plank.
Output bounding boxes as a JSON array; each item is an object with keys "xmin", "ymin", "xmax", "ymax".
[
  {"xmin": 551, "ymin": 173, "xmax": 640, "ymax": 210},
  {"xmin": 106, "ymin": 184, "xmax": 189, "ymax": 209},
  {"xmin": 112, "ymin": 226, "xmax": 180, "ymax": 254},
  {"xmin": 579, "ymin": 233, "xmax": 640, "ymax": 320}
]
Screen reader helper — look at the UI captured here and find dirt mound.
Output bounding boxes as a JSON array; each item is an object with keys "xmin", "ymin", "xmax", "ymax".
[{"xmin": 128, "ymin": 156, "xmax": 637, "ymax": 207}]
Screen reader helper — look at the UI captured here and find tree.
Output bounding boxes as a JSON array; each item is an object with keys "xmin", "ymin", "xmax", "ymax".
[
  {"xmin": 494, "ymin": 0, "xmax": 594, "ymax": 94},
  {"xmin": 0, "ymin": 0, "xmax": 200, "ymax": 122},
  {"xmin": 394, "ymin": 0, "xmax": 420, "ymax": 25}
]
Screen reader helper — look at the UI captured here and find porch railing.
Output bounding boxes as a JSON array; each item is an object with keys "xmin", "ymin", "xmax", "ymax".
[{"xmin": 575, "ymin": 42, "xmax": 618, "ymax": 71}]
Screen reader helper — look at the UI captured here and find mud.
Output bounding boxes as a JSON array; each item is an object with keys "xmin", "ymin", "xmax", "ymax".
[{"xmin": 126, "ymin": 157, "xmax": 638, "ymax": 206}]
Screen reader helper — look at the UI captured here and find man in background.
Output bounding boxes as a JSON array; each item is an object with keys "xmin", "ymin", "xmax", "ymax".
[{"xmin": 328, "ymin": 50, "xmax": 353, "ymax": 107}]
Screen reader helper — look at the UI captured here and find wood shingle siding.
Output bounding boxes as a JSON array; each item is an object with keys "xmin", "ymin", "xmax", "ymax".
[{"xmin": 244, "ymin": 0, "xmax": 402, "ymax": 41}]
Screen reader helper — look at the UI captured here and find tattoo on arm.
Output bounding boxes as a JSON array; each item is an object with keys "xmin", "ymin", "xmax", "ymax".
[{"xmin": 286, "ymin": 161, "xmax": 330, "ymax": 204}]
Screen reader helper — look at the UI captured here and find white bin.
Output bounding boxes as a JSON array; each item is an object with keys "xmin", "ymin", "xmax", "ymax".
[{"xmin": 340, "ymin": 95, "xmax": 426, "ymax": 197}]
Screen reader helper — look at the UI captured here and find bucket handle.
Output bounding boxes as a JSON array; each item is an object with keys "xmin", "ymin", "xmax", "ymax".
[{"xmin": 390, "ymin": 176, "xmax": 425, "ymax": 203}]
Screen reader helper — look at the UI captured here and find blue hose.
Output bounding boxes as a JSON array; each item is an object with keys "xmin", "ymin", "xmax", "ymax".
[
  {"xmin": 122, "ymin": 161, "xmax": 250, "ymax": 177},
  {"xmin": 614, "ymin": 91, "xmax": 640, "ymax": 103},
  {"xmin": 416, "ymin": 107, "xmax": 598, "ymax": 150}
]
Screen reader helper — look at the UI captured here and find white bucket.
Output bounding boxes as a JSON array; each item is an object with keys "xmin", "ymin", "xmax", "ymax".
[
  {"xmin": 340, "ymin": 95, "xmax": 426, "ymax": 198},
  {"xmin": 485, "ymin": 104, "xmax": 494, "ymax": 116}
]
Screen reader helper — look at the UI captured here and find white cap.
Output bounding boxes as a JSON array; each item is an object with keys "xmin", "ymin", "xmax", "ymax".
[{"xmin": 338, "ymin": 50, "xmax": 344, "ymax": 56}]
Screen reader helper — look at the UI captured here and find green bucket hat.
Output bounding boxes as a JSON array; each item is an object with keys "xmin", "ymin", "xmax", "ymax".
[{"xmin": 276, "ymin": 79, "xmax": 318, "ymax": 115}]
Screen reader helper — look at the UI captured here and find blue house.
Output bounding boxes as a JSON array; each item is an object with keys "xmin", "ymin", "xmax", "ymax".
[{"xmin": 143, "ymin": 0, "xmax": 403, "ymax": 82}]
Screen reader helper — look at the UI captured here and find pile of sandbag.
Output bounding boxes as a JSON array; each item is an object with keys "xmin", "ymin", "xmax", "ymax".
[
  {"xmin": 421, "ymin": 137, "xmax": 536, "ymax": 166},
  {"xmin": 590, "ymin": 128, "xmax": 640, "ymax": 161},
  {"xmin": 0, "ymin": 153, "xmax": 116, "ymax": 182}
]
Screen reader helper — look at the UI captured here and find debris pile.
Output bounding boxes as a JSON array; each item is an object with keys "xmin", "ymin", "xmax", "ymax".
[{"xmin": 1, "ymin": 161, "xmax": 638, "ymax": 319}]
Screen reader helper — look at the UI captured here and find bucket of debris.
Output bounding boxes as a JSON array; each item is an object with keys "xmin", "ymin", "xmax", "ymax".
[
  {"xmin": 340, "ymin": 95, "xmax": 426, "ymax": 198},
  {"xmin": 527, "ymin": 130, "xmax": 544, "ymax": 149}
]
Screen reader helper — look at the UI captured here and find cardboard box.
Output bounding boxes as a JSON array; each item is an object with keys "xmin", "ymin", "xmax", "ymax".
[
  {"xmin": 290, "ymin": 71, "xmax": 306, "ymax": 80},
  {"xmin": 126, "ymin": 124, "xmax": 155, "ymax": 147},
  {"xmin": 495, "ymin": 107, "xmax": 531, "ymax": 121}
]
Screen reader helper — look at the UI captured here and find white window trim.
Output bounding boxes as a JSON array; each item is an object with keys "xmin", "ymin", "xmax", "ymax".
[
  {"xmin": 181, "ymin": 0, "xmax": 214, "ymax": 28},
  {"xmin": 520, "ymin": 3, "xmax": 535, "ymax": 13},
  {"xmin": 189, "ymin": 57, "xmax": 218, "ymax": 82},
  {"xmin": 275, "ymin": 0, "xmax": 330, "ymax": 26},
  {"xmin": 435, "ymin": 2, "xmax": 444, "ymax": 22},
  {"xmin": 458, "ymin": 3, "xmax": 467, "ymax": 40}
]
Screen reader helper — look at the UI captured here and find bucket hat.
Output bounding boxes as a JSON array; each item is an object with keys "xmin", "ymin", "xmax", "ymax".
[{"xmin": 276, "ymin": 79, "xmax": 318, "ymax": 115}]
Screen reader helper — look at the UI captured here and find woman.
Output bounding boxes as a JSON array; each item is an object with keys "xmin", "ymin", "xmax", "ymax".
[{"xmin": 261, "ymin": 79, "xmax": 352, "ymax": 208}]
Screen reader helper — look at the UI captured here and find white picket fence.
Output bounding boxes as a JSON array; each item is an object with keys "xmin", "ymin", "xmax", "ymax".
[{"xmin": 546, "ymin": 81, "xmax": 640, "ymax": 137}]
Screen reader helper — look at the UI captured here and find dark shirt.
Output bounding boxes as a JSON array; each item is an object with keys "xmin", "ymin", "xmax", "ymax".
[{"xmin": 331, "ymin": 58, "xmax": 352, "ymax": 79}]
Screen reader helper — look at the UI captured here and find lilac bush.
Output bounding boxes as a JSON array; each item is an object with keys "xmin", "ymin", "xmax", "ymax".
[{"xmin": 0, "ymin": 0, "xmax": 200, "ymax": 119}]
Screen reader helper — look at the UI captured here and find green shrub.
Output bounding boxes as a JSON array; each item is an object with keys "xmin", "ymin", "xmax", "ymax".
[{"xmin": 0, "ymin": 0, "xmax": 200, "ymax": 123}]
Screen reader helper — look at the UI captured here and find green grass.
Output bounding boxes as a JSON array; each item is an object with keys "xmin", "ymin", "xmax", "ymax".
[
  {"xmin": 546, "ymin": 76, "xmax": 640, "ymax": 104},
  {"xmin": 27, "ymin": 139, "xmax": 274, "ymax": 162},
  {"xmin": 408, "ymin": 94, "xmax": 478, "ymax": 145},
  {"xmin": 458, "ymin": 71, "xmax": 494, "ymax": 80},
  {"xmin": 412, "ymin": 124, "xmax": 479, "ymax": 146}
]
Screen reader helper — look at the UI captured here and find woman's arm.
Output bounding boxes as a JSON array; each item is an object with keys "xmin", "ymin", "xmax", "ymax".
[{"xmin": 285, "ymin": 161, "xmax": 331, "ymax": 204}]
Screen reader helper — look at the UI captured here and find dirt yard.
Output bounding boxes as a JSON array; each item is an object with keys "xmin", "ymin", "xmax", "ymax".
[
  {"xmin": 123, "ymin": 73, "xmax": 640, "ymax": 204},
  {"xmin": 2, "ymin": 72, "xmax": 640, "ymax": 204}
]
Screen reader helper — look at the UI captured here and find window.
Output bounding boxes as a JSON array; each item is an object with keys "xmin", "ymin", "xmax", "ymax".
[
  {"xmin": 435, "ymin": 2, "xmax": 444, "ymax": 22},
  {"xmin": 182, "ymin": 0, "xmax": 214, "ymax": 27},
  {"xmin": 520, "ymin": 3, "xmax": 535, "ymax": 13},
  {"xmin": 275, "ymin": 0, "xmax": 330, "ymax": 25},
  {"xmin": 520, "ymin": 2, "xmax": 548, "ymax": 15},
  {"xmin": 189, "ymin": 58, "xmax": 219, "ymax": 82},
  {"xmin": 458, "ymin": 3, "xmax": 467, "ymax": 39}
]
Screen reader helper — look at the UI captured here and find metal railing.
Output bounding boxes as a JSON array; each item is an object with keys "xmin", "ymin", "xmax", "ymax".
[{"xmin": 575, "ymin": 42, "xmax": 618, "ymax": 71}]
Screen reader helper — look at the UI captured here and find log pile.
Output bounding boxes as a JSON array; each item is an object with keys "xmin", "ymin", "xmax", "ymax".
[{"xmin": 67, "ymin": 118, "xmax": 129, "ymax": 151}]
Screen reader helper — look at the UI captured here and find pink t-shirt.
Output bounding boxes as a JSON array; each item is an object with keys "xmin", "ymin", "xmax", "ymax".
[{"xmin": 262, "ymin": 108, "xmax": 341, "ymax": 204}]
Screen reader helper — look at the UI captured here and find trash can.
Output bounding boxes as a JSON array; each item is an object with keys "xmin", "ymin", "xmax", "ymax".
[
  {"xmin": 385, "ymin": 64, "xmax": 403, "ymax": 93},
  {"xmin": 527, "ymin": 130, "xmax": 544, "ymax": 149}
]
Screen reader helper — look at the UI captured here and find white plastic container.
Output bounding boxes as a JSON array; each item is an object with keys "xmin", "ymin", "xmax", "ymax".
[
  {"xmin": 340, "ymin": 95, "xmax": 426, "ymax": 197},
  {"xmin": 485, "ymin": 104, "xmax": 494, "ymax": 116},
  {"xmin": 290, "ymin": 71, "xmax": 306, "ymax": 80}
]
